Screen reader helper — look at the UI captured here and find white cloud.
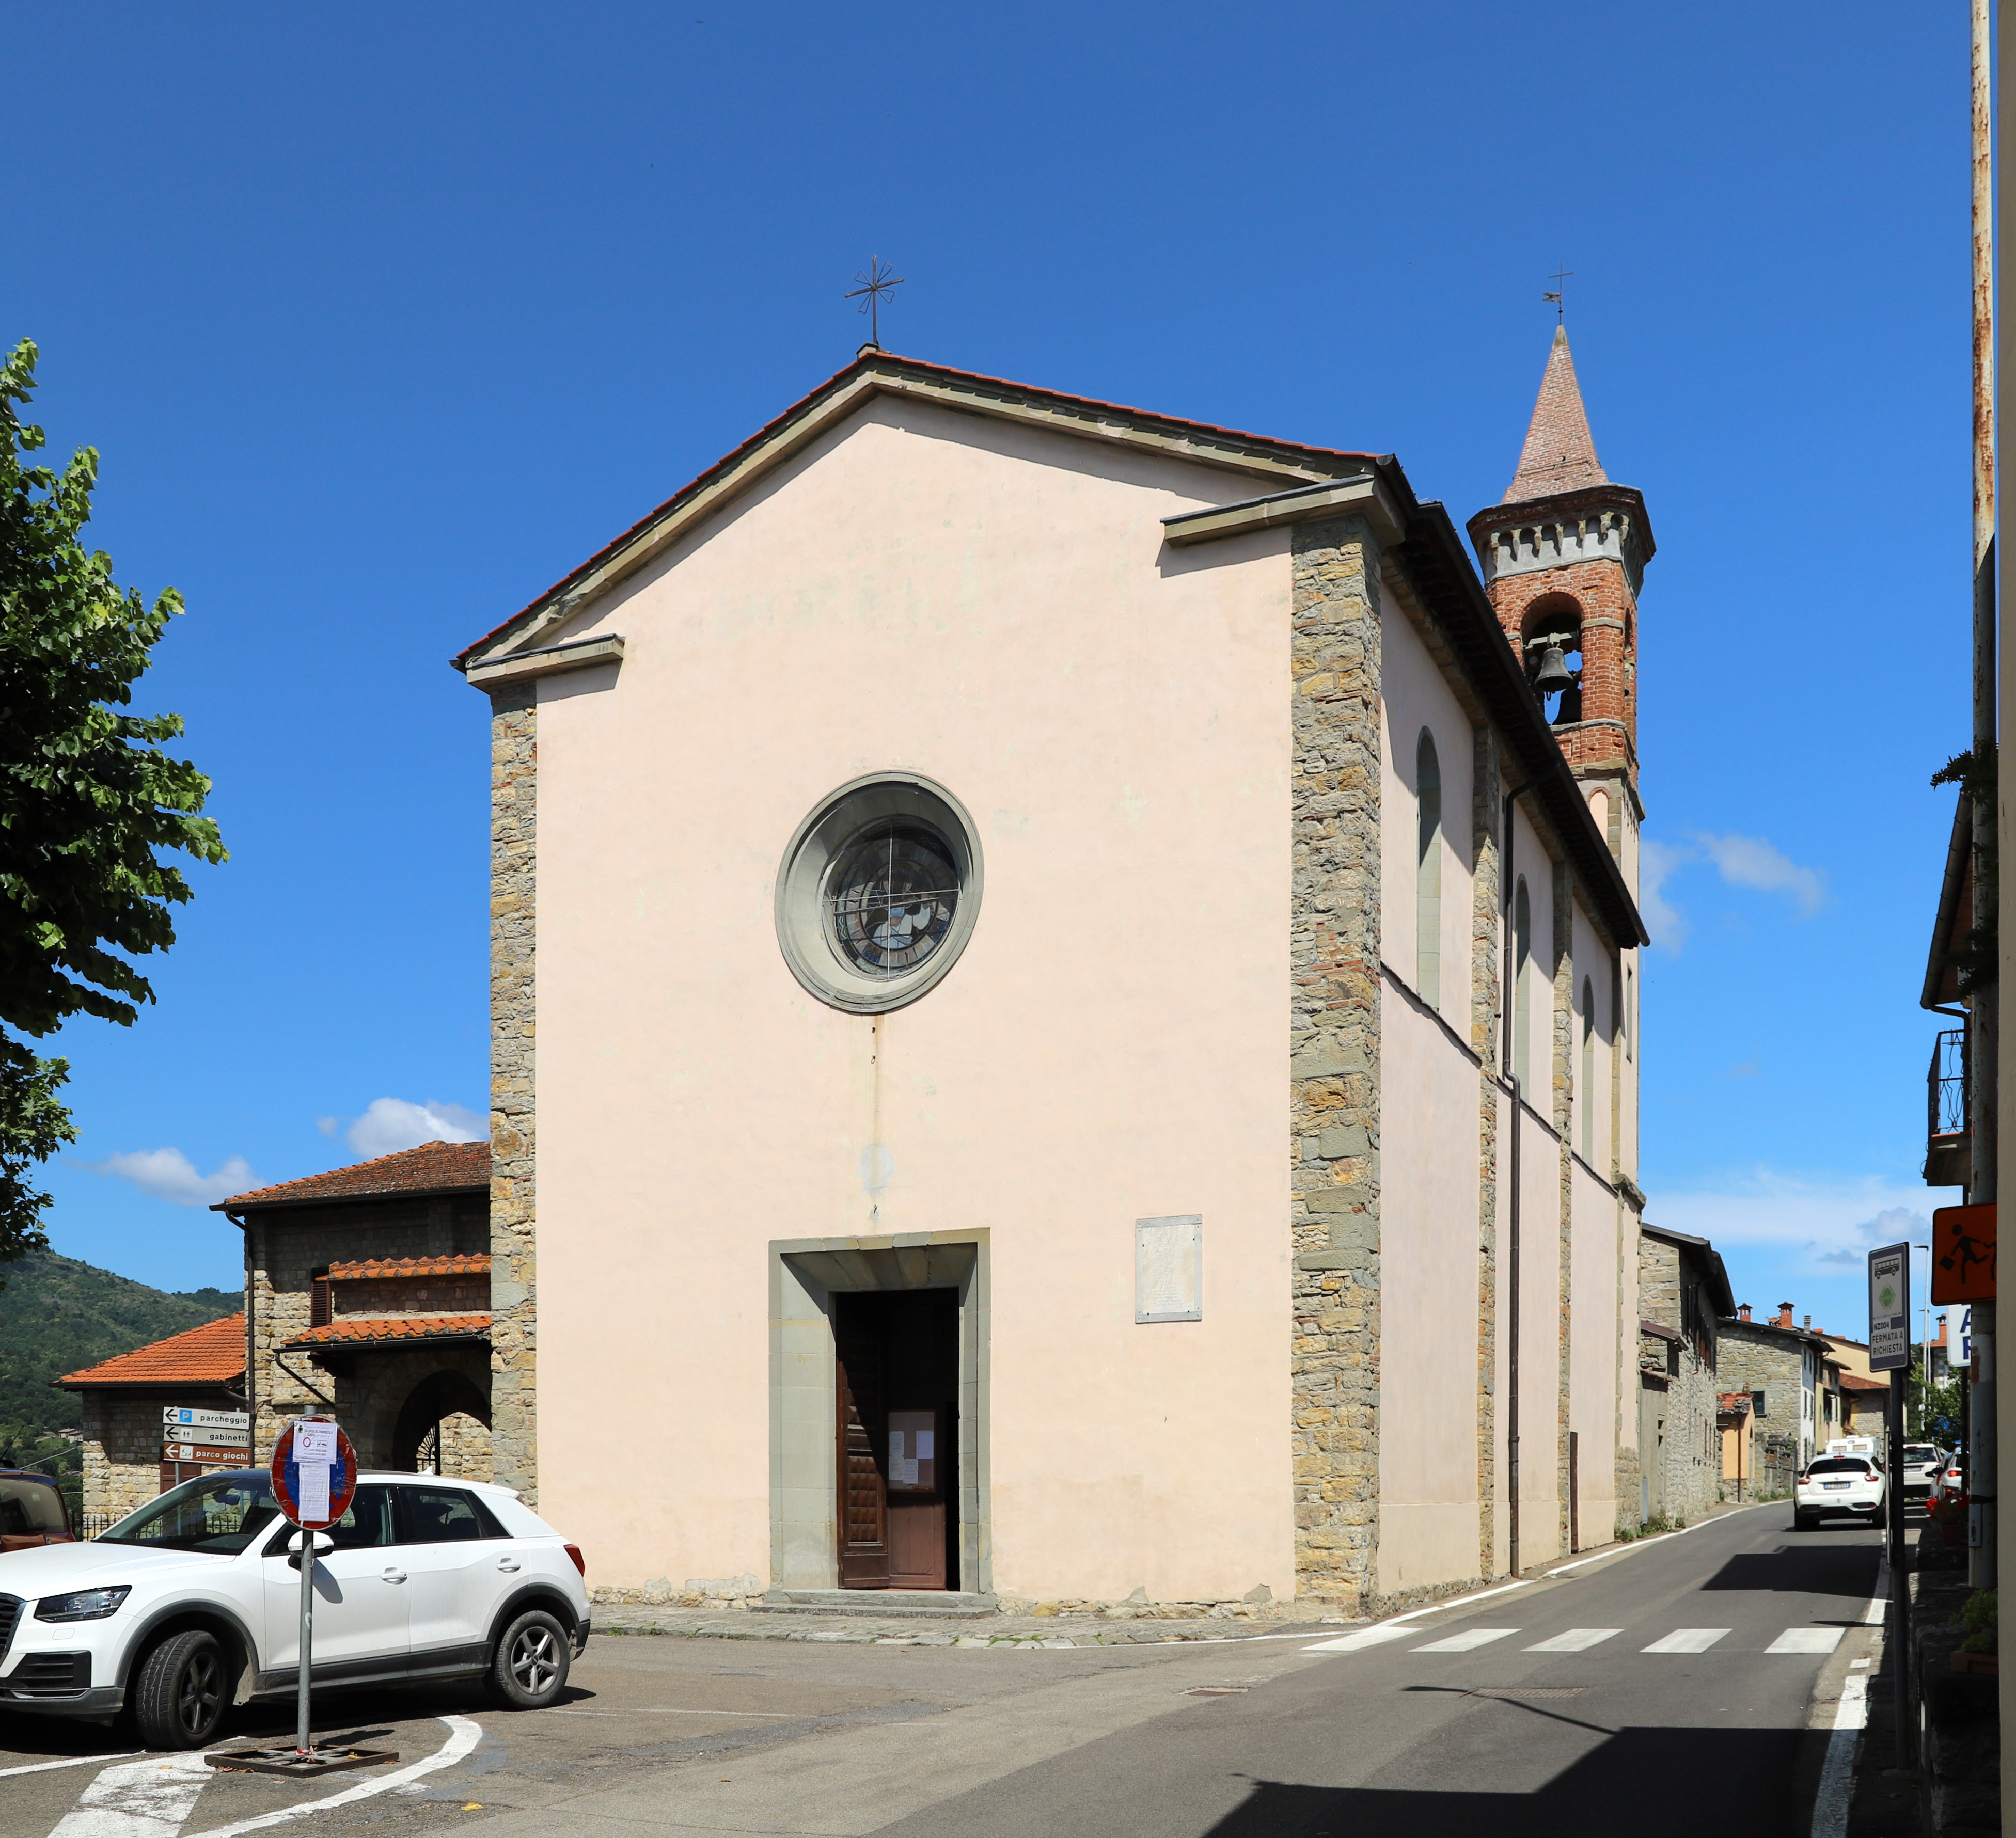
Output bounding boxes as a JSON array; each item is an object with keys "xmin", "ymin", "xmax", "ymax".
[
  {"xmin": 344, "ymin": 1098, "xmax": 484, "ymax": 1160},
  {"xmin": 1639, "ymin": 838, "xmax": 1690, "ymax": 950},
  {"xmin": 1651, "ymin": 1169, "xmax": 1934, "ymax": 1274},
  {"xmin": 99, "ymin": 1148, "xmax": 258, "ymax": 1208},
  {"xmin": 1692, "ymin": 831, "xmax": 1828, "ymax": 917}
]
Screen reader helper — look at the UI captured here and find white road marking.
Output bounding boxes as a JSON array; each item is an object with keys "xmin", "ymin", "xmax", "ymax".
[
  {"xmin": 1811, "ymin": 1666, "xmax": 1871, "ymax": 1838},
  {"xmin": 1865, "ymin": 1559, "xmax": 1892, "ymax": 1625},
  {"xmin": 50, "ymin": 1751, "xmax": 211, "ymax": 1838},
  {"xmin": 1641, "ymin": 1628, "xmax": 1730, "ymax": 1653},
  {"xmin": 0, "ymin": 1753, "xmax": 139, "ymax": 1781},
  {"xmin": 1411, "ymin": 1628, "xmax": 1520, "ymax": 1654},
  {"xmin": 542, "ymin": 1707, "xmax": 794, "ymax": 1718},
  {"xmin": 1768, "ymin": 1628, "xmax": 1845, "ymax": 1655},
  {"xmin": 1300, "ymin": 1625, "xmax": 1414, "ymax": 1654},
  {"xmin": 183, "ymin": 1715, "xmax": 483, "ymax": 1838},
  {"xmin": 1523, "ymin": 1628, "xmax": 1620, "ymax": 1653}
]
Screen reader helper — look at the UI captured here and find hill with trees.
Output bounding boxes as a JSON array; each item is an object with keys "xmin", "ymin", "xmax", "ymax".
[{"xmin": 0, "ymin": 1249, "xmax": 238, "ymax": 1504}]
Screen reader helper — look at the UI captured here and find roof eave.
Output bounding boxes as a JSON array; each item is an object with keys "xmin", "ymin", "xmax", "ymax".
[{"xmin": 212, "ymin": 1182, "xmax": 490, "ymax": 1218}]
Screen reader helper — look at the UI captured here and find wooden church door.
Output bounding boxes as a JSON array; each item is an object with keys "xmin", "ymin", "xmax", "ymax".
[{"xmin": 834, "ymin": 1289, "xmax": 957, "ymax": 1589}]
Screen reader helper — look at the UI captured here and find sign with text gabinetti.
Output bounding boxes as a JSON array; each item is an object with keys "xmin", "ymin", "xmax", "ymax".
[{"xmin": 1931, "ymin": 1203, "xmax": 1996, "ymax": 1303}]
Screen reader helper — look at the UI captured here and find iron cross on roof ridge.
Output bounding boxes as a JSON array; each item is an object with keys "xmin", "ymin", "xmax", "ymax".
[{"xmin": 846, "ymin": 256, "xmax": 905, "ymax": 349}]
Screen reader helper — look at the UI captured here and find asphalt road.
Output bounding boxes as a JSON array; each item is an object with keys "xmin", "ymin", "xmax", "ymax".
[{"xmin": 0, "ymin": 1503, "xmax": 1884, "ymax": 1838}]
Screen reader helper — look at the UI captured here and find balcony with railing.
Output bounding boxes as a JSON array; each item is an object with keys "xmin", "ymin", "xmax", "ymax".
[{"xmin": 1926, "ymin": 1026, "xmax": 1970, "ymax": 1187}]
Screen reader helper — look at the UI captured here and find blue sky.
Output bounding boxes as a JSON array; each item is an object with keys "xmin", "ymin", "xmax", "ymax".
[{"xmin": 1, "ymin": 3, "xmax": 1975, "ymax": 1337}]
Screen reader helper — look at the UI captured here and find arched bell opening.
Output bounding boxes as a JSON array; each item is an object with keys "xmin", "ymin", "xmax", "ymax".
[{"xmin": 1520, "ymin": 595, "xmax": 1584, "ymax": 727}]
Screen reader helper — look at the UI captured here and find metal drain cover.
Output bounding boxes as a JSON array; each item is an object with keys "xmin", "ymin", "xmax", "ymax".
[{"xmin": 1469, "ymin": 1686, "xmax": 1586, "ymax": 1700}]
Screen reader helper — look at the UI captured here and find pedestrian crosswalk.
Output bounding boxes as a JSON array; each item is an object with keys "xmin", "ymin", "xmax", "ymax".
[{"xmin": 1302, "ymin": 1621, "xmax": 1848, "ymax": 1656}]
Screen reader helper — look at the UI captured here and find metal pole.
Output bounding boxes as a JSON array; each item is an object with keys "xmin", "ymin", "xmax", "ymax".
[
  {"xmin": 1891, "ymin": 1376, "xmax": 1911, "ymax": 1766},
  {"xmin": 296, "ymin": 1527, "xmax": 314, "ymax": 1757},
  {"xmin": 1968, "ymin": 0, "xmax": 1999, "ymax": 1603}
]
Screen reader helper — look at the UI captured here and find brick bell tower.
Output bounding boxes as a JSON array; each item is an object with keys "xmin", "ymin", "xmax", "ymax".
[{"xmin": 1467, "ymin": 326, "xmax": 1653, "ymax": 873}]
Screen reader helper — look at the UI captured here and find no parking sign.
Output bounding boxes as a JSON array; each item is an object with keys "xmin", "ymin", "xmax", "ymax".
[{"xmin": 271, "ymin": 1415, "xmax": 357, "ymax": 1530}]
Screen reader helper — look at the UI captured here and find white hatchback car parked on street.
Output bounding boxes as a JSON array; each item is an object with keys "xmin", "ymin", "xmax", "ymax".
[
  {"xmin": 0, "ymin": 1469, "xmax": 589, "ymax": 1749},
  {"xmin": 1794, "ymin": 1454, "xmax": 1887, "ymax": 1530}
]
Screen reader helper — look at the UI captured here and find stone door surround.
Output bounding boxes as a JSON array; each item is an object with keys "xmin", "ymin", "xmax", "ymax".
[{"xmin": 769, "ymin": 1234, "xmax": 989, "ymax": 1594}]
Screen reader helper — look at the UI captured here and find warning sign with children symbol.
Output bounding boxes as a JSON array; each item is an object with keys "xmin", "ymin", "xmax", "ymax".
[{"xmin": 1931, "ymin": 1202, "xmax": 1997, "ymax": 1303}]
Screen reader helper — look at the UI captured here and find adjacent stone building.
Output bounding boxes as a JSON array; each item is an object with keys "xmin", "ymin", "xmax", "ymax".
[
  {"xmin": 212, "ymin": 1140, "xmax": 496, "ymax": 1481},
  {"xmin": 59, "ymin": 1315, "xmax": 247, "ymax": 1522},
  {"xmin": 1635, "ymin": 1224, "xmax": 1733, "ymax": 1524},
  {"xmin": 1719, "ymin": 1303, "xmax": 1831, "ymax": 1474},
  {"xmin": 447, "ymin": 330, "xmax": 1656, "ymax": 1611}
]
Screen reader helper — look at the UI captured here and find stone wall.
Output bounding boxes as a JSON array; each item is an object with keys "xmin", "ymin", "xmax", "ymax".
[
  {"xmin": 78, "ymin": 1388, "xmax": 240, "ymax": 1522},
  {"xmin": 245, "ymin": 1195, "xmax": 490, "ymax": 1464},
  {"xmin": 1715, "ymin": 1323, "xmax": 1814, "ymax": 1464},
  {"xmin": 489, "ymin": 682, "xmax": 539, "ymax": 1503},
  {"xmin": 1636, "ymin": 1238, "xmax": 1722, "ymax": 1522},
  {"xmin": 1288, "ymin": 515, "xmax": 1384, "ymax": 1614}
]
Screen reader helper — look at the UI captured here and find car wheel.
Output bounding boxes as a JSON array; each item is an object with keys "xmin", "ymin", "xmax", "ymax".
[
  {"xmin": 130, "ymin": 1628, "xmax": 227, "ymax": 1750},
  {"xmin": 486, "ymin": 1608, "xmax": 571, "ymax": 1710}
]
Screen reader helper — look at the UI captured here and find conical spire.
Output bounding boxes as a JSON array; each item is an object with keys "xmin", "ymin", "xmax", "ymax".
[{"xmin": 1502, "ymin": 325, "xmax": 1606, "ymax": 503}]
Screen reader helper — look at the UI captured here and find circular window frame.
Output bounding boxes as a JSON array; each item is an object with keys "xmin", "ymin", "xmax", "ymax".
[{"xmin": 774, "ymin": 771, "xmax": 984, "ymax": 1014}]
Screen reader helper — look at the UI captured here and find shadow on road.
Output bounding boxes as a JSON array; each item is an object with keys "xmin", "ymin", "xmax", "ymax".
[
  {"xmin": 1698, "ymin": 1542, "xmax": 1881, "ymax": 1596},
  {"xmin": 1199, "ymin": 1726, "xmax": 1829, "ymax": 1838}
]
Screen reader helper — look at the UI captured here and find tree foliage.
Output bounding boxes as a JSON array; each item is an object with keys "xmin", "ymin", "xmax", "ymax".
[{"xmin": 0, "ymin": 339, "xmax": 225, "ymax": 1279}]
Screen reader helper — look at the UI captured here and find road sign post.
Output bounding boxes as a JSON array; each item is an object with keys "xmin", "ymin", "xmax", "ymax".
[
  {"xmin": 205, "ymin": 1414, "xmax": 396, "ymax": 1779},
  {"xmin": 1869, "ymin": 1242, "xmax": 1912, "ymax": 1765}
]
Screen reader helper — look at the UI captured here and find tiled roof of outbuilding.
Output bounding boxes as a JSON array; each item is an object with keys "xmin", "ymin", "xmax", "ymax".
[
  {"xmin": 328, "ymin": 1255, "xmax": 490, "ymax": 1280},
  {"xmin": 60, "ymin": 1314, "xmax": 246, "ymax": 1387},
  {"xmin": 212, "ymin": 1142, "xmax": 490, "ymax": 1213},
  {"xmin": 282, "ymin": 1314, "xmax": 492, "ymax": 1349}
]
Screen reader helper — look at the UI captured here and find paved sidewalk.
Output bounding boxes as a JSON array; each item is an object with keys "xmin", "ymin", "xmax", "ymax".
[{"xmin": 591, "ymin": 1602, "xmax": 1356, "ymax": 1647}]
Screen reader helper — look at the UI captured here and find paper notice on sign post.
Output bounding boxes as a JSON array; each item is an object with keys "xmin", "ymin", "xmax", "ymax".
[
  {"xmin": 293, "ymin": 1421, "xmax": 338, "ymax": 1464},
  {"xmin": 297, "ymin": 1461, "xmax": 331, "ymax": 1523}
]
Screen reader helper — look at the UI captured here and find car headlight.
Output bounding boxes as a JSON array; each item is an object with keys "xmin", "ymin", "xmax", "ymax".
[{"xmin": 35, "ymin": 1586, "xmax": 131, "ymax": 1623}]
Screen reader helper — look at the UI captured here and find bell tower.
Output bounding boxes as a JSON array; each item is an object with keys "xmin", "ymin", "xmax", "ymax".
[{"xmin": 1467, "ymin": 327, "xmax": 1653, "ymax": 860}]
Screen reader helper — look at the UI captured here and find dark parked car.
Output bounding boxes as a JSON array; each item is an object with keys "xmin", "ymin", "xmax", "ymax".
[{"xmin": 0, "ymin": 1471, "xmax": 75, "ymax": 1552}]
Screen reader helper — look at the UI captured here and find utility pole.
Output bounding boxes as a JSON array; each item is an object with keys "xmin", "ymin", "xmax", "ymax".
[{"xmin": 1970, "ymin": 0, "xmax": 1997, "ymax": 1596}]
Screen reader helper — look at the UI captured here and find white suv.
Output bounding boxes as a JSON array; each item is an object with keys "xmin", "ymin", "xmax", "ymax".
[
  {"xmin": 0, "ymin": 1469, "xmax": 590, "ymax": 1749},
  {"xmin": 1794, "ymin": 1454, "xmax": 1887, "ymax": 1530}
]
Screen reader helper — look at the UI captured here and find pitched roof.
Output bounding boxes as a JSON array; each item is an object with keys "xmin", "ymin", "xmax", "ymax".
[
  {"xmin": 328, "ymin": 1254, "xmax": 490, "ymax": 1281},
  {"xmin": 1504, "ymin": 327, "xmax": 1606, "ymax": 503},
  {"xmin": 453, "ymin": 349, "xmax": 1380, "ymax": 672},
  {"xmin": 60, "ymin": 1313, "xmax": 245, "ymax": 1388},
  {"xmin": 1837, "ymin": 1371, "xmax": 1891, "ymax": 1392},
  {"xmin": 281, "ymin": 1314, "xmax": 493, "ymax": 1350},
  {"xmin": 212, "ymin": 1141, "xmax": 490, "ymax": 1214}
]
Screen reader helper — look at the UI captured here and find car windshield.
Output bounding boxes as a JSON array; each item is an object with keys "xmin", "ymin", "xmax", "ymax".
[
  {"xmin": 1905, "ymin": 1446, "xmax": 1938, "ymax": 1463},
  {"xmin": 0, "ymin": 1477, "xmax": 67, "ymax": 1536},
  {"xmin": 1807, "ymin": 1458, "xmax": 1872, "ymax": 1476},
  {"xmin": 99, "ymin": 1471, "xmax": 282, "ymax": 1555}
]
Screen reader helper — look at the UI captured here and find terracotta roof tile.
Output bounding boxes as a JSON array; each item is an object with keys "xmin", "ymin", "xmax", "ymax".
[
  {"xmin": 328, "ymin": 1255, "xmax": 490, "ymax": 1281},
  {"xmin": 213, "ymin": 1141, "xmax": 489, "ymax": 1213},
  {"xmin": 1837, "ymin": 1372, "xmax": 1891, "ymax": 1391},
  {"xmin": 284, "ymin": 1314, "xmax": 492, "ymax": 1349},
  {"xmin": 61, "ymin": 1314, "xmax": 246, "ymax": 1387}
]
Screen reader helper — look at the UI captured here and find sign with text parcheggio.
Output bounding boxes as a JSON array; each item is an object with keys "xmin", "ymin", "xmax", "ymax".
[{"xmin": 1869, "ymin": 1242, "xmax": 1911, "ymax": 1372}]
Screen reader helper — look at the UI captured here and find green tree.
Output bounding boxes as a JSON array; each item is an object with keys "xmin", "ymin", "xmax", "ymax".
[{"xmin": 0, "ymin": 339, "xmax": 225, "ymax": 1281}]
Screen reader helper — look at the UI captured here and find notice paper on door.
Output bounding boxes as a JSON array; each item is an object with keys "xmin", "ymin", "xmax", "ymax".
[{"xmin": 888, "ymin": 1429, "xmax": 918, "ymax": 1488}]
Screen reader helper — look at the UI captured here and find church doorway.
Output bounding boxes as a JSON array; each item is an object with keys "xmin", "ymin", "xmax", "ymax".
[{"xmin": 834, "ymin": 1288, "xmax": 958, "ymax": 1589}]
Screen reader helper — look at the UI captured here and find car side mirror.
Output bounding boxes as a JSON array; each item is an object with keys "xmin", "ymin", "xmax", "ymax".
[{"xmin": 286, "ymin": 1531, "xmax": 336, "ymax": 1572}]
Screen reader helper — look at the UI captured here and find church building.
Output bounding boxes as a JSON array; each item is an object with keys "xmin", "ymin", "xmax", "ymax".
[{"xmin": 452, "ymin": 330, "xmax": 1653, "ymax": 1613}]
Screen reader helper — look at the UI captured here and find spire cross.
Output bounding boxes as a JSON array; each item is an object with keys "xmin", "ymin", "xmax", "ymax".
[
  {"xmin": 845, "ymin": 256, "xmax": 905, "ymax": 349},
  {"xmin": 1543, "ymin": 264, "xmax": 1573, "ymax": 325}
]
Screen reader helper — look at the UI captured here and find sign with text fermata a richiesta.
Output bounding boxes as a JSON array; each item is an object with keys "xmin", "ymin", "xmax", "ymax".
[
  {"xmin": 1869, "ymin": 1242, "xmax": 1911, "ymax": 1372},
  {"xmin": 1136, "ymin": 1216, "xmax": 1202, "ymax": 1323}
]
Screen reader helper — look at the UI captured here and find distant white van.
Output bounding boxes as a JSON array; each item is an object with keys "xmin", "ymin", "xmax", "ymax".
[{"xmin": 1826, "ymin": 1436, "xmax": 1876, "ymax": 1456}]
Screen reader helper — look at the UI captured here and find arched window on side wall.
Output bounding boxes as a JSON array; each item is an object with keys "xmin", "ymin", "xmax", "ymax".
[
  {"xmin": 1513, "ymin": 879, "xmax": 1532, "ymax": 1096},
  {"xmin": 1416, "ymin": 731, "xmax": 1442, "ymax": 1010},
  {"xmin": 1580, "ymin": 978, "xmax": 1596, "ymax": 1160}
]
